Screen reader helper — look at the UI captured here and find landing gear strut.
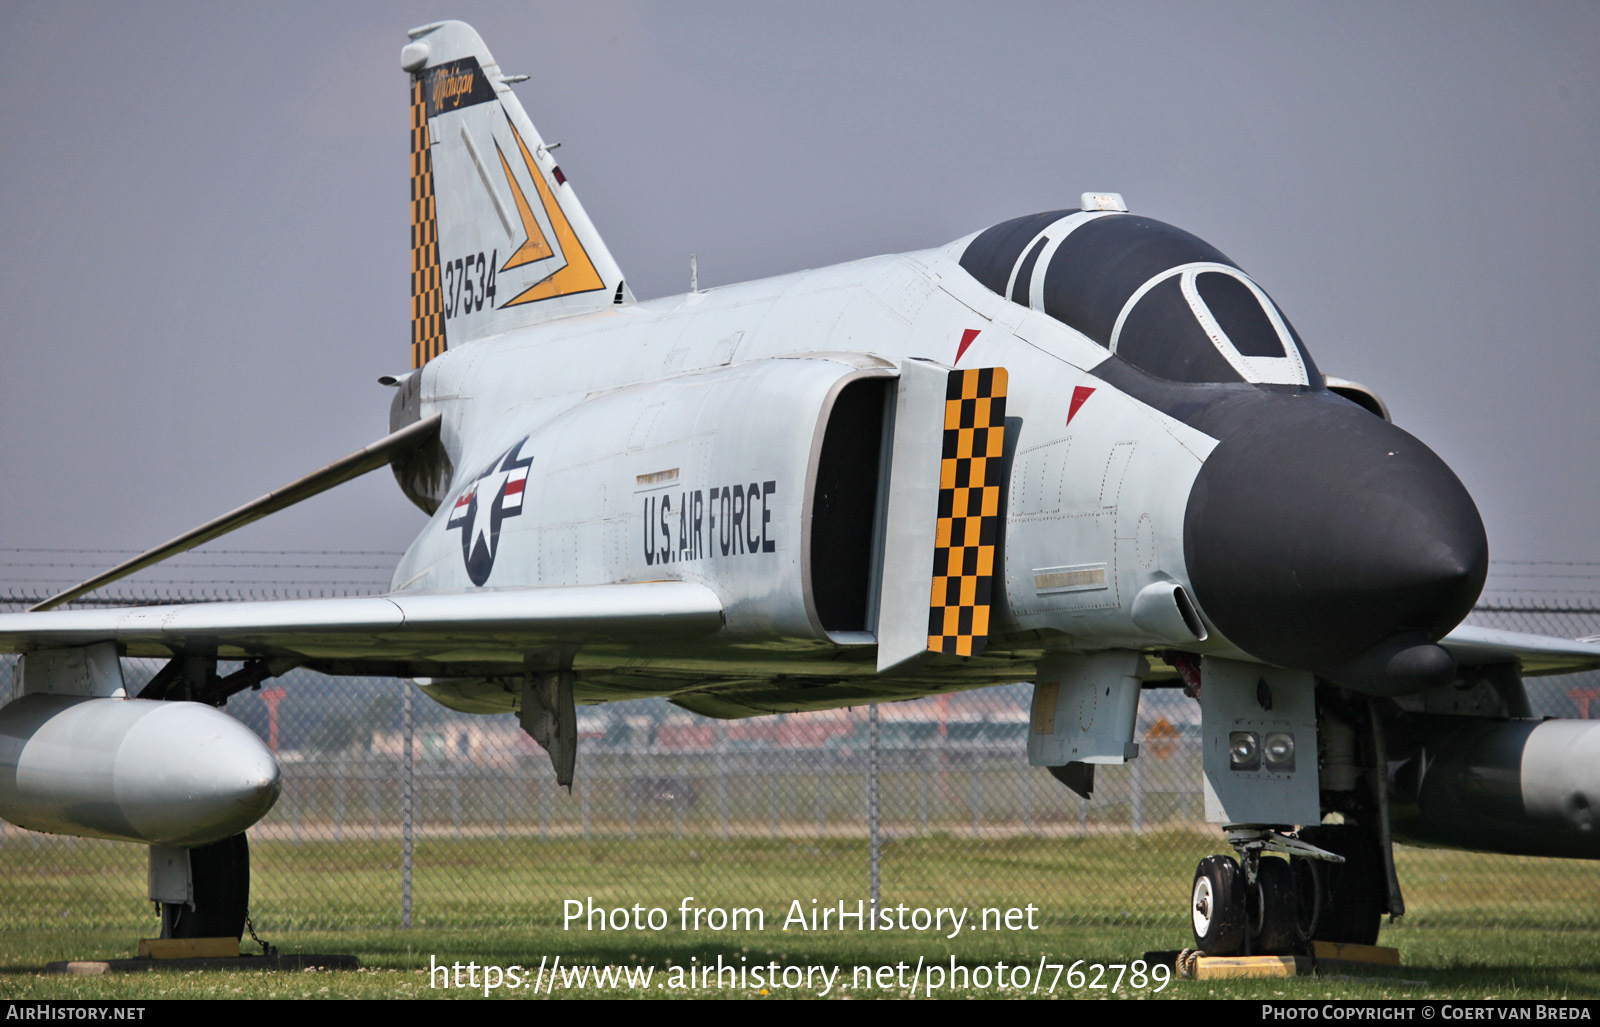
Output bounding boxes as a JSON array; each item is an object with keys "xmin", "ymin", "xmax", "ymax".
[
  {"xmin": 1189, "ymin": 827, "xmax": 1371, "ymax": 956},
  {"xmin": 159, "ymin": 833, "xmax": 251, "ymax": 940}
]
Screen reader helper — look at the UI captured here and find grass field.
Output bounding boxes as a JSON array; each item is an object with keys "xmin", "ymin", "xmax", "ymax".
[{"xmin": 3, "ymin": 831, "xmax": 1599, "ymax": 999}]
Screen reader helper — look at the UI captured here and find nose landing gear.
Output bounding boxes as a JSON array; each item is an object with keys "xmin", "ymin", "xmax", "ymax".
[{"xmin": 1190, "ymin": 827, "xmax": 1350, "ymax": 956}]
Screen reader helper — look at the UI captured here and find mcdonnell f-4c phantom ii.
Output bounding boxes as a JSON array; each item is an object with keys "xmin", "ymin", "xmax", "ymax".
[{"xmin": 3, "ymin": 20, "xmax": 1599, "ymax": 955}]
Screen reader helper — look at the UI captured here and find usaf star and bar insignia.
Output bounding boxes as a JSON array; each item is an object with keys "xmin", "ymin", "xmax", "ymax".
[{"xmin": 447, "ymin": 439, "xmax": 534, "ymax": 585}]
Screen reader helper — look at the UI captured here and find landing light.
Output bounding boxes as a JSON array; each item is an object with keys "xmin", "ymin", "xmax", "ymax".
[
  {"xmin": 1230, "ymin": 730, "xmax": 1297, "ymax": 773},
  {"xmin": 1229, "ymin": 731, "xmax": 1260, "ymax": 771},
  {"xmin": 1264, "ymin": 732, "xmax": 1296, "ymax": 771}
]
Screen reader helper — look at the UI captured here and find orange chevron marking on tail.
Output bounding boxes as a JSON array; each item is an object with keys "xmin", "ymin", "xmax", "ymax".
[
  {"xmin": 500, "ymin": 121, "xmax": 605, "ymax": 306},
  {"xmin": 495, "ymin": 140, "xmax": 555, "ymax": 270}
]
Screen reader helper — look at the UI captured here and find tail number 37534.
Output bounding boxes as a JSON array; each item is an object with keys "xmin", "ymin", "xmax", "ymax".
[{"xmin": 444, "ymin": 250, "xmax": 498, "ymax": 317}]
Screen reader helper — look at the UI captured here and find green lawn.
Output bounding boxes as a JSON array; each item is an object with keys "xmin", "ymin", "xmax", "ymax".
[{"xmin": 3, "ymin": 832, "xmax": 1598, "ymax": 999}]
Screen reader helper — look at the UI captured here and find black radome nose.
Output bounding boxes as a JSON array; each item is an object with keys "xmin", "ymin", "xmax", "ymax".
[{"xmin": 1182, "ymin": 395, "xmax": 1488, "ymax": 674}]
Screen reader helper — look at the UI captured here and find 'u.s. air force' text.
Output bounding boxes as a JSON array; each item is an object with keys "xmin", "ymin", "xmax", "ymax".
[{"xmin": 643, "ymin": 483, "xmax": 777, "ymax": 565}]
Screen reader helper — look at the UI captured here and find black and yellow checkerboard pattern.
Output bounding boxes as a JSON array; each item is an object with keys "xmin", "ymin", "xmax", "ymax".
[
  {"xmin": 409, "ymin": 77, "xmax": 447, "ymax": 369},
  {"xmin": 927, "ymin": 366, "xmax": 1008, "ymax": 656}
]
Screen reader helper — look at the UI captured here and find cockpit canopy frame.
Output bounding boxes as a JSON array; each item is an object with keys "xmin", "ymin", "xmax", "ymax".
[{"xmin": 959, "ymin": 210, "xmax": 1320, "ymax": 387}]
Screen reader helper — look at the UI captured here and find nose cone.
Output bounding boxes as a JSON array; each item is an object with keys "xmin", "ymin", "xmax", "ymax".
[{"xmin": 1183, "ymin": 395, "xmax": 1487, "ymax": 671}]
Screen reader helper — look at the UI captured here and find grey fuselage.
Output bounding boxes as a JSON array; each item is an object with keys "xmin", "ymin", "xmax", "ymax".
[{"xmin": 384, "ymin": 221, "xmax": 1484, "ymax": 718}]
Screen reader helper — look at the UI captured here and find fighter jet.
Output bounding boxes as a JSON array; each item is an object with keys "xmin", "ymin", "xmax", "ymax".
[{"xmin": 3, "ymin": 20, "xmax": 1598, "ymax": 954}]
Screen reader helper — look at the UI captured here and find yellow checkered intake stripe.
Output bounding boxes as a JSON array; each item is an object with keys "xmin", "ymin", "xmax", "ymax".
[
  {"xmin": 409, "ymin": 77, "xmax": 447, "ymax": 369},
  {"xmin": 927, "ymin": 366, "xmax": 1008, "ymax": 657}
]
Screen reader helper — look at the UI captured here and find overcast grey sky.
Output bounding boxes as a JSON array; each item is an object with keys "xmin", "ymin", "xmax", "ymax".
[{"xmin": 1, "ymin": 2, "xmax": 1596, "ymax": 600}]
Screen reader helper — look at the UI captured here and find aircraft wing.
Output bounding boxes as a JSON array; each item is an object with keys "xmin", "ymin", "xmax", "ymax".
[
  {"xmin": 0, "ymin": 582, "xmax": 724, "ymax": 672},
  {"xmin": 1439, "ymin": 623, "xmax": 1600, "ymax": 676}
]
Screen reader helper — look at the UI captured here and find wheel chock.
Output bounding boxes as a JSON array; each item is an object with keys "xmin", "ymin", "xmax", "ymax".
[
  {"xmin": 136, "ymin": 937, "xmax": 240, "ymax": 959},
  {"xmin": 1162, "ymin": 942, "xmax": 1402, "ymax": 980}
]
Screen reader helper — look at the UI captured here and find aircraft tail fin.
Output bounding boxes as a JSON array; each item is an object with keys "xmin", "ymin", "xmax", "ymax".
[{"xmin": 403, "ymin": 21, "xmax": 634, "ymax": 369}]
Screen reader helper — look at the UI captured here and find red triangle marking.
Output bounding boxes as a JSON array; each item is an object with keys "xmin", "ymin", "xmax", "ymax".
[
  {"xmin": 1067, "ymin": 385, "xmax": 1095, "ymax": 425},
  {"xmin": 954, "ymin": 328, "xmax": 980, "ymax": 364}
]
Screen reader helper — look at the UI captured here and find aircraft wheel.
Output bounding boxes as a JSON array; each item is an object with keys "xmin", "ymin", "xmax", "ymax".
[
  {"xmin": 161, "ymin": 833, "xmax": 250, "ymax": 940},
  {"xmin": 1191, "ymin": 855, "xmax": 1246, "ymax": 955},
  {"xmin": 1250, "ymin": 856, "xmax": 1305, "ymax": 954},
  {"xmin": 1293, "ymin": 825, "xmax": 1383, "ymax": 946}
]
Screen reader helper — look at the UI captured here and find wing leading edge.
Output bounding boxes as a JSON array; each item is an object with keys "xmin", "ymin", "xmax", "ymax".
[
  {"xmin": 1440, "ymin": 623, "xmax": 1600, "ymax": 677},
  {"xmin": 0, "ymin": 582, "xmax": 724, "ymax": 674}
]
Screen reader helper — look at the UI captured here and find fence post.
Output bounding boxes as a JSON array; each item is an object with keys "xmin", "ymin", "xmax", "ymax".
[
  {"xmin": 816, "ymin": 771, "xmax": 826, "ymax": 838},
  {"xmin": 919, "ymin": 751, "xmax": 930, "ymax": 836},
  {"xmin": 401, "ymin": 682, "xmax": 414, "ymax": 930},
  {"xmin": 1022, "ymin": 764, "xmax": 1033, "ymax": 831},
  {"xmin": 496, "ymin": 767, "xmax": 506, "ymax": 842},
  {"xmin": 334, "ymin": 767, "xmax": 345, "ymax": 843},
  {"xmin": 869, "ymin": 703, "xmax": 881, "ymax": 919},
  {"xmin": 539, "ymin": 774, "xmax": 550, "ymax": 839},
  {"xmin": 628, "ymin": 749, "xmax": 639, "ymax": 841},
  {"xmin": 1132, "ymin": 752, "xmax": 1144, "ymax": 834},
  {"xmin": 673, "ymin": 766, "xmax": 685, "ymax": 840},
  {"xmin": 768, "ymin": 764, "xmax": 778, "ymax": 838},
  {"xmin": 581, "ymin": 775, "xmax": 592, "ymax": 841},
  {"xmin": 368, "ymin": 767, "xmax": 379, "ymax": 840},
  {"xmin": 717, "ymin": 727, "xmax": 730, "ymax": 841},
  {"xmin": 451, "ymin": 775, "xmax": 463, "ymax": 839}
]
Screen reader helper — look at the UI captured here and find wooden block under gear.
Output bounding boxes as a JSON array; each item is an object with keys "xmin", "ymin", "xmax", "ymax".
[
  {"xmin": 1192, "ymin": 955, "xmax": 1307, "ymax": 979},
  {"xmin": 136, "ymin": 937, "xmax": 240, "ymax": 960},
  {"xmin": 1311, "ymin": 940, "xmax": 1400, "ymax": 966},
  {"xmin": 1172, "ymin": 942, "xmax": 1402, "ymax": 980}
]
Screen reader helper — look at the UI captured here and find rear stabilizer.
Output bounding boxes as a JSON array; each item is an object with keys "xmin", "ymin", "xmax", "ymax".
[{"xmin": 403, "ymin": 21, "xmax": 633, "ymax": 368}]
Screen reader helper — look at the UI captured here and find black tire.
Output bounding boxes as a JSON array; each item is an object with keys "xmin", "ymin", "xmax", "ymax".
[
  {"xmin": 1292, "ymin": 845, "xmax": 1323, "ymax": 940},
  {"xmin": 161, "ymin": 833, "xmax": 250, "ymax": 940},
  {"xmin": 1251, "ymin": 857, "xmax": 1305, "ymax": 954},
  {"xmin": 1294, "ymin": 825, "xmax": 1383, "ymax": 946},
  {"xmin": 1191, "ymin": 855, "xmax": 1247, "ymax": 955}
]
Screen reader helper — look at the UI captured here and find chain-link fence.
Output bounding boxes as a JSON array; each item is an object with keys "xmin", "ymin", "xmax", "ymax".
[{"xmin": 2, "ymin": 586, "xmax": 1599, "ymax": 936}]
